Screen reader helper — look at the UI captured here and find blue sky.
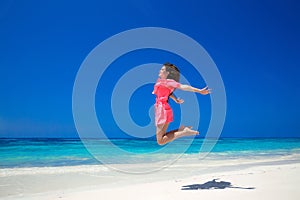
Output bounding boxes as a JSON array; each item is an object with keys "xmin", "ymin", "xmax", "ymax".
[{"xmin": 0, "ymin": 0, "xmax": 299, "ymax": 138}]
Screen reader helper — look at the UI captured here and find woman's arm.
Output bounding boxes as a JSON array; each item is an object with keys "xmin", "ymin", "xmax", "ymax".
[
  {"xmin": 179, "ymin": 84, "xmax": 211, "ymax": 95},
  {"xmin": 169, "ymin": 93, "xmax": 184, "ymax": 104}
]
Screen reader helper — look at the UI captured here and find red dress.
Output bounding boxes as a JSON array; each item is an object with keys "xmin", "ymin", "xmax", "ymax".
[{"xmin": 152, "ymin": 78, "xmax": 180, "ymax": 126}]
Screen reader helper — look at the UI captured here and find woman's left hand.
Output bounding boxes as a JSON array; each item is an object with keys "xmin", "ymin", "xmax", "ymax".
[{"xmin": 199, "ymin": 86, "xmax": 211, "ymax": 95}]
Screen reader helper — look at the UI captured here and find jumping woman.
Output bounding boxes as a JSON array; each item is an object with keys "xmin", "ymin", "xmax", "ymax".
[{"xmin": 153, "ymin": 63, "xmax": 211, "ymax": 145}]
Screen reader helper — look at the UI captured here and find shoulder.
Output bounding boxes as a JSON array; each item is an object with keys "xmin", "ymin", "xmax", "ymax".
[{"xmin": 166, "ymin": 79, "xmax": 180, "ymax": 88}]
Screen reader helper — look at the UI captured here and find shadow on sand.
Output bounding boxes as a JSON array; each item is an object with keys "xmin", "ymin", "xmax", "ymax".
[{"xmin": 181, "ymin": 179, "xmax": 255, "ymax": 190}]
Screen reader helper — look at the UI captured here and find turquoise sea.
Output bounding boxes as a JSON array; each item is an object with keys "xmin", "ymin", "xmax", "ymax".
[{"xmin": 1, "ymin": 138, "xmax": 300, "ymax": 169}]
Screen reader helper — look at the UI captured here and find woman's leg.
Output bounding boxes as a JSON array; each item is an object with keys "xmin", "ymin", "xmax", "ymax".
[{"xmin": 156, "ymin": 124, "xmax": 199, "ymax": 145}]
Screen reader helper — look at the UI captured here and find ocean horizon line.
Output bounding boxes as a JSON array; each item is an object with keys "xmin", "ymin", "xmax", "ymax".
[{"xmin": 1, "ymin": 136, "xmax": 300, "ymax": 140}]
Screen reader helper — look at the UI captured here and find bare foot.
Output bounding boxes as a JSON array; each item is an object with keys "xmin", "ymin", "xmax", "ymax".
[
  {"xmin": 182, "ymin": 127, "xmax": 199, "ymax": 136},
  {"xmin": 173, "ymin": 126, "xmax": 199, "ymax": 140},
  {"xmin": 178, "ymin": 125, "xmax": 185, "ymax": 131},
  {"xmin": 178, "ymin": 125, "xmax": 193, "ymax": 131}
]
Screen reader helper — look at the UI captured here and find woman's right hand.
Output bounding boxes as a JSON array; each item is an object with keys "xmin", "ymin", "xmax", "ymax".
[{"xmin": 175, "ymin": 98, "xmax": 184, "ymax": 104}]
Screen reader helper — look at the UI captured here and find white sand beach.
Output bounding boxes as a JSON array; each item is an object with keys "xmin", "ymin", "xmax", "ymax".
[{"xmin": 1, "ymin": 154, "xmax": 300, "ymax": 200}]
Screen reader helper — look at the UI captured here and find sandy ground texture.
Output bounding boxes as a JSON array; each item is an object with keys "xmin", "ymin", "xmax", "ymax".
[{"xmin": 1, "ymin": 156, "xmax": 300, "ymax": 200}]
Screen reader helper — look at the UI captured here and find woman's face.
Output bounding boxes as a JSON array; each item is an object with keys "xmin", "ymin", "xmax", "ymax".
[{"xmin": 159, "ymin": 66, "xmax": 169, "ymax": 79}]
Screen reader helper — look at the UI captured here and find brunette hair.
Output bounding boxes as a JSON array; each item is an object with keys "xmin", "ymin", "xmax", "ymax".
[{"xmin": 164, "ymin": 62, "xmax": 180, "ymax": 82}]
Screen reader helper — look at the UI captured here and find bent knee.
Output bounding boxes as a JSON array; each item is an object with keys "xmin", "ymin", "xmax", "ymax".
[{"xmin": 156, "ymin": 138, "xmax": 166, "ymax": 146}]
